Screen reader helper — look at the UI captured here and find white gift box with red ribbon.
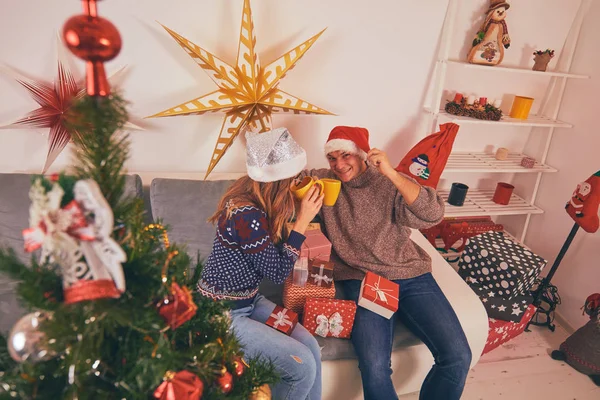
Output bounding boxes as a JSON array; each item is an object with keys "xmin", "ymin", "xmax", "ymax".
[{"xmin": 358, "ymin": 271, "xmax": 399, "ymax": 319}]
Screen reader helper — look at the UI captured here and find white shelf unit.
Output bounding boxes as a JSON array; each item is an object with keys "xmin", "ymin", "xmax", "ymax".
[
  {"xmin": 445, "ymin": 152, "xmax": 558, "ymax": 174},
  {"xmin": 423, "ymin": 0, "xmax": 592, "ymax": 246},
  {"xmin": 435, "ymin": 111, "xmax": 573, "ymax": 128},
  {"xmin": 445, "ymin": 60, "xmax": 589, "ymax": 80},
  {"xmin": 437, "ymin": 189, "xmax": 544, "ymax": 217}
]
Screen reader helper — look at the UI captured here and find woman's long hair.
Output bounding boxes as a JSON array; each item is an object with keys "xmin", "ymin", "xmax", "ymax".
[{"xmin": 208, "ymin": 175, "xmax": 296, "ymax": 244}]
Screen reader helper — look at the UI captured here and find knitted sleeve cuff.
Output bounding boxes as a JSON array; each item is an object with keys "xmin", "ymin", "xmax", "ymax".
[
  {"xmin": 286, "ymin": 230, "xmax": 306, "ymax": 252},
  {"xmin": 406, "ymin": 185, "xmax": 445, "ymax": 220}
]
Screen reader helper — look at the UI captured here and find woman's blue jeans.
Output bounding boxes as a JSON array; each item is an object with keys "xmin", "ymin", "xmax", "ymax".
[
  {"xmin": 339, "ymin": 272, "xmax": 472, "ymax": 400},
  {"xmin": 229, "ymin": 293, "xmax": 322, "ymax": 400}
]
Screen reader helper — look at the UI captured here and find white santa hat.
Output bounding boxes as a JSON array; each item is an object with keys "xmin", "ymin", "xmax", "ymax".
[
  {"xmin": 324, "ymin": 126, "xmax": 371, "ymax": 160},
  {"xmin": 245, "ymin": 127, "xmax": 307, "ymax": 182}
]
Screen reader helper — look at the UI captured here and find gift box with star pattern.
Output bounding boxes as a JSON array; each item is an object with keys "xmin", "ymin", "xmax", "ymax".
[
  {"xmin": 458, "ymin": 231, "xmax": 547, "ymax": 300},
  {"xmin": 482, "ymin": 304, "xmax": 537, "ymax": 355},
  {"xmin": 465, "ymin": 278, "xmax": 533, "ymax": 322}
]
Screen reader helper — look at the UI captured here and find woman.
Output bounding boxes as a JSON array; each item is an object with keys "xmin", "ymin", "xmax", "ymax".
[{"xmin": 197, "ymin": 127, "xmax": 324, "ymax": 400}]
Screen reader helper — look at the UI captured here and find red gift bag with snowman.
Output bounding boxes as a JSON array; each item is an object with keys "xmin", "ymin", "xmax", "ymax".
[
  {"xmin": 565, "ymin": 170, "xmax": 600, "ymax": 233},
  {"xmin": 395, "ymin": 123, "xmax": 459, "ymax": 189}
]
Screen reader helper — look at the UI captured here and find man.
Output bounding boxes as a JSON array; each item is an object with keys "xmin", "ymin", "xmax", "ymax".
[{"xmin": 300, "ymin": 126, "xmax": 472, "ymax": 400}]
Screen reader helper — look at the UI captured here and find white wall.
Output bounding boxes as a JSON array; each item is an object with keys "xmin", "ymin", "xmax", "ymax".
[
  {"xmin": 0, "ymin": 0, "xmax": 595, "ymax": 327},
  {"xmin": 0, "ymin": 0, "xmax": 581, "ymax": 179},
  {"xmin": 524, "ymin": 0, "xmax": 600, "ymax": 331}
]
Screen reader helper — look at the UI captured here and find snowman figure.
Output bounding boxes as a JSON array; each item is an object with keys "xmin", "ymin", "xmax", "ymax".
[
  {"xmin": 468, "ymin": 0, "xmax": 511, "ymax": 66},
  {"xmin": 409, "ymin": 154, "xmax": 430, "ymax": 180}
]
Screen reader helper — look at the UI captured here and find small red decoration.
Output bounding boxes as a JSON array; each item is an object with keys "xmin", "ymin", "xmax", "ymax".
[
  {"xmin": 453, "ymin": 93, "xmax": 464, "ymax": 103},
  {"xmin": 157, "ymin": 282, "xmax": 198, "ymax": 330},
  {"xmin": 265, "ymin": 305, "xmax": 298, "ymax": 335},
  {"xmin": 62, "ymin": 0, "xmax": 122, "ymax": 96},
  {"xmin": 216, "ymin": 368, "xmax": 233, "ymax": 394},
  {"xmin": 153, "ymin": 370, "xmax": 204, "ymax": 400},
  {"xmin": 3, "ymin": 59, "xmax": 83, "ymax": 173},
  {"xmin": 232, "ymin": 356, "xmax": 246, "ymax": 377},
  {"xmin": 479, "ymin": 97, "xmax": 487, "ymax": 106},
  {"xmin": 358, "ymin": 271, "xmax": 399, "ymax": 319}
]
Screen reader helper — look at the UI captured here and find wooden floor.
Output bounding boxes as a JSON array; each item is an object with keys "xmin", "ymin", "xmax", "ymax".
[{"xmin": 399, "ymin": 320, "xmax": 600, "ymax": 400}]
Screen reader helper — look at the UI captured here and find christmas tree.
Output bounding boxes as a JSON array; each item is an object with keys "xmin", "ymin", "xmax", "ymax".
[{"xmin": 0, "ymin": 2, "xmax": 277, "ymax": 399}]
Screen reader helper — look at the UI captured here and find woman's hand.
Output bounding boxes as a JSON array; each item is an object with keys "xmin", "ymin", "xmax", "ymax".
[{"xmin": 293, "ymin": 185, "xmax": 324, "ymax": 234}]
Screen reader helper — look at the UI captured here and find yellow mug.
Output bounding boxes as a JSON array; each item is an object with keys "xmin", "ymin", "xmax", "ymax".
[
  {"xmin": 509, "ymin": 96, "xmax": 534, "ymax": 119},
  {"xmin": 320, "ymin": 178, "xmax": 341, "ymax": 206},
  {"xmin": 291, "ymin": 177, "xmax": 324, "ymax": 201},
  {"xmin": 291, "ymin": 177, "xmax": 341, "ymax": 206}
]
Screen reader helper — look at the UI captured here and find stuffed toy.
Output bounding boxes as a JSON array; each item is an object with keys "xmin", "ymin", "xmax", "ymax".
[
  {"xmin": 468, "ymin": 0, "xmax": 511, "ymax": 65},
  {"xmin": 565, "ymin": 170, "xmax": 600, "ymax": 233}
]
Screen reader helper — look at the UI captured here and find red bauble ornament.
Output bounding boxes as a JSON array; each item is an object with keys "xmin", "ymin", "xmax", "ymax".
[
  {"xmin": 232, "ymin": 356, "xmax": 246, "ymax": 377},
  {"xmin": 153, "ymin": 370, "xmax": 204, "ymax": 400},
  {"xmin": 216, "ymin": 369, "xmax": 233, "ymax": 394},
  {"xmin": 63, "ymin": 15, "xmax": 122, "ymax": 62},
  {"xmin": 157, "ymin": 282, "xmax": 198, "ymax": 330},
  {"xmin": 61, "ymin": 0, "xmax": 122, "ymax": 97}
]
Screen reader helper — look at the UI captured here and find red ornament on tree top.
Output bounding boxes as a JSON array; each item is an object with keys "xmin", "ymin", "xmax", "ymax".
[{"xmin": 62, "ymin": 0, "xmax": 122, "ymax": 97}]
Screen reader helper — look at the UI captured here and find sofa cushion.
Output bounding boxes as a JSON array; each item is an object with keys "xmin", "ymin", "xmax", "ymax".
[
  {"xmin": 149, "ymin": 178, "xmax": 236, "ymax": 263},
  {"xmin": 0, "ymin": 173, "xmax": 143, "ymax": 333}
]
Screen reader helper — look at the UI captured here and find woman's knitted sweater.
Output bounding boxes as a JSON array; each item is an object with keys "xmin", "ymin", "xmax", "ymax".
[{"xmin": 197, "ymin": 204, "xmax": 305, "ymax": 306}]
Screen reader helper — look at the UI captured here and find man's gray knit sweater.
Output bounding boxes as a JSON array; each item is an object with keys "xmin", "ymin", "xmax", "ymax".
[{"xmin": 303, "ymin": 164, "xmax": 445, "ymax": 281}]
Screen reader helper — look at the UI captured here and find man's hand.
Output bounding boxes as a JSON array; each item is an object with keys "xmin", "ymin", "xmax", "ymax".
[{"xmin": 367, "ymin": 148, "xmax": 396, "ymax": 179}]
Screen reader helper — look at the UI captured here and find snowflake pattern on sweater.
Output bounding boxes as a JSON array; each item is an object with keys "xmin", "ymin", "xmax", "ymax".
[{"xmin": 197, "ymin": 205, "xmax": 305, "ymax": 302}]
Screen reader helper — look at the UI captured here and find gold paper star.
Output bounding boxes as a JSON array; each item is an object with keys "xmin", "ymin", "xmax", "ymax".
[{"xmin": 147, "ymin": 0, "xmax": 333, "ymax": 179}]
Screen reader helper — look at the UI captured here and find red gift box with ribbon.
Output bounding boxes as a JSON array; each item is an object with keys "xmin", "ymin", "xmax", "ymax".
[
  {"xmin": 265, "ymin": 305, "xmax": 298, "ymax": 335},
  {"xmin": 358, "ymin": 271, "xmax": 399, "ymax": 319},
  {"xmin": 302, "ymin": 297, "xmax": 356, "ymax": 339},
  {"xmin": 309, "ymin": 260, "xmax": 334, "ymax": 288},
  {"xmin": 301, "ymin": 230, "xmax": 331, "ymax": 262}
]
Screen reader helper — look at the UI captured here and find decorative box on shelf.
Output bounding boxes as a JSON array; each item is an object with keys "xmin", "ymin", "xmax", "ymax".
[
  {"xmin": 458, "ymin": 231, "xmax": 547, "ymax": 300},
  {"xmin": 265, "ymin": 305, "xmax": 298, "ymax": 335},
  {"xmin": 303, "ymin": 297, "xmax": 356, "ymax": 339},
  {"xmin": 358, "ymin": 271, "xmax": 399, "ymax": 319}
]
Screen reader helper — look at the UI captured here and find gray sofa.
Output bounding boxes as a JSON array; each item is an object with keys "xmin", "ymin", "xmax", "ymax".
[{"xmin": 0, "ymin": 173, "xmax": 489, "ymax": 399}]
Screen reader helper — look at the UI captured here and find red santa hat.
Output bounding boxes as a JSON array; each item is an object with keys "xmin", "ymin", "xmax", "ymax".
[{"xmin": 324, "ymin": 126, "xmax": 370, "ymax": 160}]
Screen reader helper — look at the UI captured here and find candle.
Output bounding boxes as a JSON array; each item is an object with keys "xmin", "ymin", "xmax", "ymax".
[
  {"xmin": 467, "ymin": 95, "xmax": 476, "ymax": 105},
  {"xmin": 493, "ymin": 99, "xmax": 502, "ymax": 108},
  {"xmin": 453, "ymin": 93, "xmax": 464, "ymax": 103},
  {"xmin": 479, "ymin": 97, "xmax": 487, "ymax": 106}
]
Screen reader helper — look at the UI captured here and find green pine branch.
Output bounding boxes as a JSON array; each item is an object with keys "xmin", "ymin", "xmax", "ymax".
[{"xmin": 0, "ymin": 91, "xmax": 279, "ymax": 398}]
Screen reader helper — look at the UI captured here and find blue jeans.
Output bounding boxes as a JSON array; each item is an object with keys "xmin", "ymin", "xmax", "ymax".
[
  {"xmin": 229, "ymin": 293, "xmax": 322, "ymax": 400},
  {"xmin": 340, "ymin": 272, "xmax": 472, "ymax": 400}
]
